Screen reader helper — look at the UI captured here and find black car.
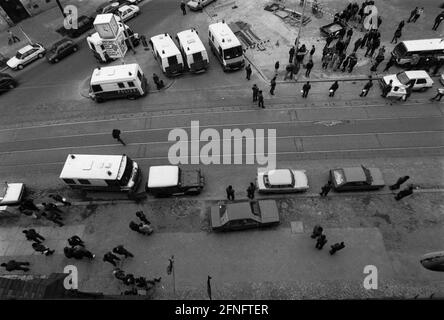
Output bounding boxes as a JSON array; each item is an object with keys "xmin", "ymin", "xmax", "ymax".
[
  {"xmin": 65, "ymin": 15, "xmax": 94, "ymax": 38},
  {"xmin": 96, "ymin": 2, "xmax": 121, "ymax": 14},
  {"xmin": 0, "ymin": 73, "xmax": 17, "ymax": 92},
  {"xmin": 46, "ymin": 38, "xmax": 79, "ymax": 63}
]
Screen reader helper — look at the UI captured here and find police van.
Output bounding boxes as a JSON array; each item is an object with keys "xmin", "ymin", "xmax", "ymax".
[
  {"xmin": 392, "ymin": 38, "xmax": 444, "ymax": 66},
  {"xmin": 176, "ymin": 29, "xmax": 209, "ymax": 73},
  {"xmin": 89, "ymin": 63, "xmax": 148, "ymax": 103},
  {"xmin": 208, "ymin": 21, "xmax": 245, "ymax": 71},
  {"xmin": 60, "ymin": 154, "xmax": 141, "ymax": 193},
  {"xmin": 150, "ymin": 33, "xmax": 184, "ymax": 77}
]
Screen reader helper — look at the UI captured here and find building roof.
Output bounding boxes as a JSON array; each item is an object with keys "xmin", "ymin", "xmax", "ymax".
[
  {"xmin": 90, "ymin": 63, "xmax": 141, "ymax": 84},
  {"xmin": 0, "ymin": 273, "xmax": 67, "ymax": 299},
  {"xmin": 176, "ymin": 29, "xmax": 206, "ymax": 55},
  {"xmin": 208, "ymin": 22, "xmax": 242, "ymax": 50},
  {"xmin": 150, "ymin": 33, "xmax": 181, "ymax": 58},
  {"xmin": 147, "ymin": 165, "xmax": 179, "ymax": 188},
  {"xmin": 401, "ymin": 38, "xmax": 444, "ymax": 52},
  {"xmin": 59, "ymin": 154, "xmax": 126, "ymax": 180}
]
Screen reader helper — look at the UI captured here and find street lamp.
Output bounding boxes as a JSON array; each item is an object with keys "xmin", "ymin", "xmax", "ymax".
[
  {"xmin": 293, "ymin": 0, "xmax": 308, "ymax": 64},
  {"xmin": 55, "ymin": 0, "xmax": 67, "ymax": 18}
]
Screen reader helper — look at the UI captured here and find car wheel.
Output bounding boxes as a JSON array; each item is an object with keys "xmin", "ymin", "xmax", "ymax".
[
  {"xmin": 73, "ymin": 47, "xmax": 78, "ymax": 52},
  {"xmin": 38, "ymin": 53, "xmax": 44, "ymax": 58},
  {"xmin": 17, "ymin": 64, "xmax": 24, "ymax": 70}
]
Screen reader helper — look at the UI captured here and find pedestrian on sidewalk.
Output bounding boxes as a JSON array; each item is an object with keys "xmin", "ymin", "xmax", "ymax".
[
  {"xmin": 42, "ymin": 202, "xmax": 63, "ymax": 214},
  {"xmin": 370, "ymin": 52, "xmax": 385, "ymax": 72},
  {"xmin": 381, "ymin": 80, "xmax": 393, "ymax": 98},
  {"xmin": 360, "ymin": 77, "xmax": 373, "ymax": 97},
  {"xmin": 433, "ymin": 12, "xmax": 444, "ymax": 30},
  {"xmin": 103, "ymin": 252, "xmax": 121, "ymax": 267},
  {"xmin": 397, "ymin": 20, "xmax": 405, "ymax": 31},
  {"xmin": 389, "ymin": 176, "xmax": 410, "ymax": 190},
  {"xmin": 247, "ymin": 182, "xmax": 256, "ymax": 199},
  {"xmin": 112, "ymin": 129, "xmax": 126, "ymax": 146},
  {"xmin": 258, "ymin": 90, "xmax": 264, "ymax": 108},
  {"xmin": 23, "ymin": 229, "xmax": 45, "ymax": 243},
  {"xmin": 311, "ymin": 225, "xmax": 323, "ymax": 239},
  {"xmin": 252, "ymin": 84, "xmax": 259, "ymax": 102},
  {"xmin": 360, "ymin": 32, "xmax": 369, "ymax": 49},
  {"xmin": 139, "ymin": 222, "xmax": 153, "ymax": 235},
  {"xmin": 42, "ymin": 211, "xmax": 64, "ymax": 227},
  {"xmin": 334, "ymin": 52, "xmax": 346, "ymax": 71},
  {"xmin": 341, "ymin": 54, "xmax": 350, "ymax": 72},
  {"xmin": 68, "ymin": 235, "xmax": 85, "ymax": 248},
  {"xmin": 245, "ymin": 64, "xmax": 252, "ymax": 80},
  {"xmin": 72, "ymin": 246, "xmax": 95, "ymax": 260},
  {"xmin": 270, "ymin": 76, "xmax": 277, "ymax": 95},
  {"xmin": 309, "ymin": 45, "xmax": 315, "ymax": 57},
  {"xmin": 319, "ymin": 182, "xmax": 332, "ymax": 197},
  {"xmin": 226, "ymin": 185, "xmax": 235, "ymax": 201},
  {"xmin": 395, "ymin": 185, "xmax": 414, "ymax": 201},
  {"xmin": 329, "ymin": 81, "xmax": 339, "ymax": 97},
  {"xmin": 113, "ymin": 245, "xmax": 134, "ymax": 258},
  {"xmin": 322, "ymin": 52, "xmax": 332, "ymax": 69},
  {"xmin": 1, "ymin": 260, "xmax": 30, "ymax": 272},
  {"xmin": 316, "ymin": 234, "xmax": 327, "ymax": 250},
  {"xmin": 412, "ymin": 7, "xmax": 423, "ymax": 23},
  {"xmin": 400, "ymin": 83, "xmax": 413, "ymax": 101},
  {"xmin": 49, "ymin": 194, "xmax": 71, "ymax": 206},
  {"xmin": 353, "ymin": 38, "xmax": 362, "ymax": 53},
  {"xmin": 32, "ymin": 243, "xmax": 55, "ymax": 256},
  {"xmin": 305, "ymin": 59, "xmax": 314, "ymax": 77},
  {"xmin": 430, "ymin": 87, "xmax": 444, "ymax": 101},
  {"xmin": 284, "ymin": 63, "xmax": 295, "ymax": 80},
  {"xmin": 113, "ymin": 268, "xmax": 126, "ymax": 282},
  {"xmin": 391, "ymin": 28, "xmax": 402, "ymax": 44},
  {"xmin": 274, "ymin": 61, "xmax": 280, "ymax": 74},
  {"xmin": 289, "ymin": 46, "xmax": 295, "ymax": 63},
  {"xmin": 302, "ymin": 81, "xmax": 311, "ymax": 98},
  {"xmin": 407, "ymin": 7, "xmax": 418, "ymax": 23},
  {"xmin": 180, "ymin": 0, "xmax": 186, "ymax": 15},
  {"xmin": 20, "ymin": 199, "xmax": 39, "ymax": 212},
  {"xmin": 7, "ymin": 30, "xmax": 20, "ymax": 44},
  {"xmin": 123, "ymin": 273, "xmax": 136, "ymax": 286},
  {"xmin": 136, "ymin": 210, "xmax": 150, "ymax": 225},
  {"xmin": 383, "ymin": 55, "xmax": 396, "ymax": 72},
  {"xmin": 329, "ymin": 242, "xmax": 345, "ymax": 255}
]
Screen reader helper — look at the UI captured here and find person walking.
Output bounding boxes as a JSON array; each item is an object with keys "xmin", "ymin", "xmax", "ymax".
[
  {"xmin": 245, "ymin": 64, "xmax": 252, "ymax": 80},
  {"xmin": 302, "ymin": 81, "xmax": 311, "ymax": 98},
  {"xmin": 329, "ymin": 242, "xmax": 345, "ymax": 255},
  {"xmin": 347, "ymin": 54, "xmax": 357, "ymax": 73},
  {"xmin": 247, "ymin": 182, "xmax": 256, "ymax": 199},
  {"xmin": 397, "ymin": 20, "xmax": 405, "ymax": 31},
  {"xmin": 32, "ymin": 243, "xmax": 55, "ymax": 256},
  {"xmin": 258, "ymin": 90, "xmax": 265, "ymax": 108},
  {"xmin": 316, "ymin": 234, "xmax": 327, "ymax": 250},
  {"xmin": 269, "ymin": 76, "xmax": 277, "ymax": 95},
  {"xmin": 395, "ymin": 185, "xmax": 414, "ymax": 201},
  {"xmin": 311, "ymin": 225, "xmax": 323, "ymax": 239},
  {"xmin": 430, "ymin": 87, "xmax": 444, "ymax": 101},
  {"xmin": 319, "ymin": 182, "xmax": 332, "ymax": 197},
  {"xmin": 329, "ymin": 81, "xmax": 339, "ymax": 97},
  {"xmin": 252, "ymin": 84, "xmax": 259, "ymax": 102},
  {"xmin": 433, "ymin": 12, "xmax": 444, "ymax": 30},
  {"xmin": 153, "ymin": 73, "xmax": 160, "ymax": 86},
  {"xmin": 407, "ymin": 7, "xmax": 418, "ymax": 23},
  {"xmin": 1, "ymin": 260, "xmax": 30, "ymax": 272},
  {"xmin": 381, "ymin": 80, "xmax": 393, "ymax": 97},
  {"xmin": 274, "ymin": 61, "xmax": 280, "ymax": 74},
  {"xmin": 391, "ymin": 28, "xmax": 402, "ymax": 44},
  {"xmin": 412, "ymin": 7, "xmax": 423, "ymax": 23},
  {"xmin": 289, "ymin": 46, "xmax": 295, "ymax": 63},
  {"xmin": 42, "ymin": 202, "xmax": 63, "ymax": 214},
  {"xmin": 334, "ymin": 52, "xmax": 346, "ymax": 71},
  {"xmin": 284, "ymin": 63, "xmax": 295, "ymax": 80},
  {"xmin": 42, "ymin": 211, "xmax": 64, "ymax": 227},
  {"xmin": 322, "ymin": 52, "xmax": 332, "ymax": 69},
  {"xmin": 23, "ymin": 229, "xmax": 45, "ymax": 243},
  {"xmin": 49, "ymin": 194, "xmax": 71, "ymax": 206},
  {"xmin": 103, "ymin": 252, "xmax": 121, "ymax": 267},
  {"xmin": 370, "ymin": 52, "xmax": 385, "ymax": 71},
  {"xmin": 360, "ymin": 77, "xmax": 373, "ymax": 97},
  {"xmin": 68, "ymin": 235, "xmax": 85, "ymax": 247},
  {"xmin": 180, "ymin": 0, "xmax": 186, "ymax": 15},
  {"xmin": 383, "ymin": 55, "xmax": 396, "ymax": 72},
  {"xmin": 112, "ymin": 129, "xmax": 126, "ymax": 146},
  {"xmin": 136, "ymin": 210, "xmax": 150, "ymax": 225},
  {"xmin": 353, "ymin": 38, "xmax": 362, "ymax": 53},
  {"xmin": 305, "ymin": 59, "xmax": 314, "ymax": 77},
  {"xmin": 389, "ymin": 176, "xmax": 410, "ymax": 190},
  {"xmin": 113, "ymin": 268, "xmax": 126, "ymax": 282},
  {"xmin": 112, "ymin": 245, "xmax": 134, "ymax": 258},
  {"xmin": 341, "ymin": 54, "xmax": 350, "ymax": 72},
  {"xmin": 309, "ymin": 45, "xmax": 315, "ymax": 57},
  {"xmin": 7, "ymin": 30, "xmax": 20, "ymax": 44},
  {"xmin": 401, "ymin": 83, "xmax": 414, "ymax": 101},
  {"xmin": 226, "ymin": 185, "xmax": 235, "ymax": 201},
  {"xmin": 369, "ymin": 37, "xmax": 380, "ymax": 58},
  {"xmin": 139, "ymin": 222, "xmax": 153, "ymax": 235},
  {"xmin": 72, "ymin": 246, "xmax": 95, "ymax": 260}
]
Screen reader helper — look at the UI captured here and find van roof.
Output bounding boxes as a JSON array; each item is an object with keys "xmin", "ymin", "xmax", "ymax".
[
  {"xmin": 60, "ymin": 154, "xmax": 127, "ymax": 180},
  {"xmin": 401, "ymin": 70, "xmax": 432, "ymax": 79},
  {"xmin": 208, "ymin": 22, "xmax": 241, "ymax": 50},
  {"xmin": 147, "ymin": 165, "xmax": 179, "ymax": 188},
  {"xmin": 401, "ymin": 38, "xmax": 444, "ymax": 52},
  {"xmin": 176, "ymin": 29, "xmax": 206, "ymax": 54},
  {"xmin": 150, "ymin": 33, "xmax": 181, "ymax": 58},
  {"xmin": 90, "ymin": 63, "xmax": 141, "ymax": 84}
]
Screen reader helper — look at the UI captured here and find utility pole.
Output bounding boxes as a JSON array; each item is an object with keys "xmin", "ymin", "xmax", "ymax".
[
  {"xmin": 55, "ymin": 0, "xmax": 67, "ymax": 18},
  {"xmin": 293, "ymin": 0, "xmax": 307, "ymax": 64}
]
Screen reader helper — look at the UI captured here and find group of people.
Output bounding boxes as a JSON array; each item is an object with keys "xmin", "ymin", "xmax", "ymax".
[
  {"xmin": 311, "ymin": 225, "xmax": 345, "ymax": 255},
  {"xmin": 23, "ymin": 228, "xmax": 55, "ymax": 256},
  {"xmin": 225, "ymin": 183, "xmax": 257, "ymax": 201},
  {"xmin": 64, "ymin": 235, "xmax": 95, "ymax": 260},
  {"xmin": 129, "ymin": 210, "xmax": 154, "ymax": 235},
  {"xmin": 18, "ymin": 195, "xmax": 70, "ymax": 226}
]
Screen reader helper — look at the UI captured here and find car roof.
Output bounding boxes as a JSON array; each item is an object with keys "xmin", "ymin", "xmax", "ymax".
[
  {"xmin": 267, "ymin": 169, "xmax": 292, "ymax": 185},
  {"xmin": 119, "ymin": 4, "xmax": 132, "ymax": 10},
  {"xmin": 400, "ymin": 70, "xmax": 432, "ymax": 79},
  {"xmin": 401, "ymin": 38, "xmax": 444, "ymax": 51},
  {"xmin": 147, "ymin": 165, "xmax": 179, "ymax": 188},
  {"xmin": 18, "ymin": 45, "xmax": 34, "ymax": 53},
  {"xmin": 224, "ymin": 202, "xmax": 257, "ymax": 221},
  {"xmin": 341, "ymin": 167, "xmax": 366, "ymax": 182},
  {"xmin": 176, "ymin": 29, "xmax": 206, "ymax": 54},
  {"xmin": 150, "ymin": 33, "xmax": 181, "ymax": 58}
]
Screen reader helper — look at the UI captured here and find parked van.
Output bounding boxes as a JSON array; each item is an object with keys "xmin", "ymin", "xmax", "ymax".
[
  {"xmin": 176, "ymin": 29, "xmax": 209, "ymax": 73},
  {"xmin": 392, "ymin": 38, "xmax": 444, "ymax": 66},
  {"xmin": 208, "ymin": 21, "xmax": 245, "ymax": 71},
  {"xmin": 89, "ymin": 63, "xmax": 148, "ymax": 103},
  {"xmin": 150, "ymin": 33, "xmax": 184, "ymax": 77},
  {"xmin": 60, "ymin": 154, "xmax": 141, "ymax": 192}
]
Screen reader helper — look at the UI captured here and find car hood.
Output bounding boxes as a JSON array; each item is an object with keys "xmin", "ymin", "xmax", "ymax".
[
  {"xmin": 6, "ymin": 57, "xmax": 20, "ymax": 68},
  {"xmin": 0, "ymin": 183, "xmax": 24, "ymax": 205},
  {"xmin": 292, "ymin": 170, "xmax": 309, "ymax": 189},
  {"xmin": 382, "ymin": 74, "xmax": 403, "ymax": 88}
]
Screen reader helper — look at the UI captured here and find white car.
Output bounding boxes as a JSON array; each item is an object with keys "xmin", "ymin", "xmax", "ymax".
[
  {"xmin": 0, "ymin": 182, "xmax": 25, "ymax": 205},
  {"xmin": 257, "ymin": 168, "xmax": 309, "ymax": 193},
  {"xmin": 187, "ymin": 0, "xmax": 217, "ymax": 11},
  {"xmin": 116, "ymin": 4, "xmax": 140, "ymax": 22},
  {"xmin": 381, "ymin": 70, "xmax": 434, "ymax": 92},
  {"xmin": 7, "ymin": 43, "xmax": 46, "ymax": 70}
]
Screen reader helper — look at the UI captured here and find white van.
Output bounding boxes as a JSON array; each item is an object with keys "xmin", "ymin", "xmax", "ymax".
[
  {"xmin": 208, "ymin": 21, "xmax": 245, "ymax": 71},
  {"xmin": 176, "ymin": 29, "xmax": 209, "ymax": 73},
  {"xmin": 150, "ymin": 33, "xmax": 184, "ymax": 77},
  {"xmin": 89, "ymin": 63, "xmax": 148, "ymax": 103},
  {"xmin": 60, "ymin": 154, "xmax": 141, "ymax": 192},
  {"xmin": 392, "ymin": 38, "xmax": 444, "ymax": 66}
]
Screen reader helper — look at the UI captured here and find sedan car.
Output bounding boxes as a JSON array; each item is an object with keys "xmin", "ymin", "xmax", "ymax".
[
  {"xmin": 329, "ymin": 165, "xmax": 385, "ymax": 192},
  {"xmin": 257, "ymin": 168, "xmax": 309, "ymax": 193},
  {"xmin": 381, "ymin": 70, "xmax": 434, "ymax": 92},
  {"xmin": 7, "ymin": 43, "xmax": 46, "ymax": 70},
  {"xmin": 116, "ymin": 5, "xmax": 140, "ymax": 22},
  {"xmin": 0, "ymin": 73, "xmax": 17, "ymax": 93},
  {"xmin": 0, "ymin": 182, "xmax": 25, "ymax": 205},
  {"xmin": 46, "ymin": 38, "xmax": 78, "ymax": 63},
  {"xmin": 187, "ymin": 0, "xmax": 217, "ymax": 11},
  {"xmin": 211, "ymin": 200, "xmax": 280, "ymax": 232}
]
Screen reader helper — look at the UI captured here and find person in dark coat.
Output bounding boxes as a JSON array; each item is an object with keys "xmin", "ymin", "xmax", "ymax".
[
  {"xmin": 284, "ymin": 63, "xmax": 295, "ymax": 80},
  {"xmin": 311, "ymin": 225, "xmax": 323, "ymax": 238},
  {"xmin": 309, "ymin": 45, "xmax": 315, "ymax": 57},
  {"xmin": 320, "ymin": 182, "xmax": 332, "ymax": 197},
  {"xmin": 180, "ymin": 0, "xmax": 186, "ymax": 15},
  {"xmin": 316, "ymin": 234, "xmax": 327, "ymax": 250},
  {"xmin": 407, "ymin": 7, "xmax": 418, "ymax": 23},
  {"xmin": 289, "ymin": 46, "xmax": 296, "ymax": 63},
  {"xmin": 68, "ymin": 235, "xmax": 85, "ymax": 247},
  {"xmin": 329, "ymin": 81, "xmax": 339, "ymax": 97},
  {"xmin": 42, "ymin": 202, "xmax": 63, "ymax": 213},
  {"xmin": 334, "ymin": 52, "xmax": 346, "ymax": 71},
  {"xmin": 112, "ymin": 129, "xmax": 126, "ymax": 145},
  {"xmin": 23, "ymin": 229, "xmax": 45, "ymax": 243},
  {"xmin": 395, "ymin": 185, "xmax": 414, "ymax": 201},
  {"xmin": 42, "ymin": 211, "xmax": 64, "ymax": 227},
  {"xmin": 136, "ymin": 211, "xmax": 150, "ymax": 225},
  {"xmin": 245, "ymin": 64, "xmax": 252, "ymax": 80},
  {"xmin": 353, "ymin": 38, "xmax": 362, "ymax": 52},
  {"xmin": 258, "ymin": 90, "xmax": 264, "ymax": 108},
  {"xmin": 274, "ymin": 61, "xmax": 280, "ymax": 73},
  {"xmin": 113, "ymin": 245, "xmax": 134, "ymax": 258},
  {"xmin": 341, "ymin": 54, "xmax": 350, "ymax": 72},
  {"xmin": 270, "ymin": 76, "xmax": 277, "ymax": 95},
  {"xmin": 226, "ymin": 185, "xmax": 235, "ymax": 201},
  {"xmin": 1, "ymin": 260, "xmax": 30, "ymax": 272},
  {"xmin": 397, "ymin": 20, "xmax": 405, "ymax": 31},
  {"xmin": 129, "ymin": 221, "xmax": 142, "ymax": 233},
  {"xmin": 433, "ymin": 11, "xmax": 444, "ymax": 30},
  {"xmin": 113, "ymin": 268, "xmax": 126, "ymax": 281},
  {"xmin": 252, "ymin": 84, "xmax": 259, "ymax": 102},
  {"xmin": 247, "ymin": 182, "xmax": 256, "ymax": 199},
  {"xmin": 103, "ymin": 252, "xmax": 121, "ymax": 266},
  {"xmin": 381, "ymin": 80, "xmax": 393, "ymax": 97},
  {"xmin": 32, "ymin": 243, "xmax": 55, "ymax": 256},
  {"xmin": 383, "ymin": 55, "xmax": 396, "ymax": 72},
  {"xmin": 72, "ymin": 246, "xmax": 95, "ymax": 260},
  {"xmin": 123, "ymin": 274, "xmax": 136, "ymax": 286},
  {"xmin": 391, "ymin": 28, "xmax": 402, "ymax": 44},
  {"xmin": 64, "ymin": 246, "xmax": 74, "ymax": 259},
  {"xmin": 302, "ymin": 81, "xmax": 311, "ymax": 98},
  {"xmin": 347, "ymin": 53, "xmax": 358, "ymax": 72},
  {"xmin": 305, "ymin": 59, "xmax": 314, "ymax": 77},
  {"xmin": 329, "ymin": 242, "xmax": 345, "ymax": 255},
  {"xmin": 389, "ymin": 176, "xmax": 410, "ymax": 190},
  {"xmin": 370, "ymin": 53, "xmax": 385, "ymax": 71},
  {"xmin": 361, "ymin": 32, "xmax": 370, "ymax": 49},
  {"xmin": 360, "ymin": 77, "xmax": 373, "ymax": 97}
]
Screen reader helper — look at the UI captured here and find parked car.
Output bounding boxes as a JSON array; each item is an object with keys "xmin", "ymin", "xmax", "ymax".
[
  {"xmin": 7, "ymin": 43, "xmax": 46, "ymax": 70},
  {"xmin": 256, "ymin": 168, "xmax": 309, "ymax": 193},
  {"xmin": 96, "ymin": 1, "xmax": 120, "ymax": 14},
  {"xmin": 320, "ymin": 21, "xmax": 347, "ymax": 38},
  {"xmin": 65, "ymin": 15, "xmax": 94, "ymax": 38},
  {"xmin": 329, "ymin": 166, "xmax": 385, "ymax": 192},
  {"xmin": 0, "ymin": 73, "xmax": 17, "ymax": 92},
  {"xmin": 46, "ymin": 38, "xmax": 79, "ymax": 63},
  {"xmin": 116, "ymin": 5, "xmax": 140, "ymax": 22},
  {"xmin": 211, "ymin": 200, "xmax": 280, "ymax": 232},
  {"xmin": 0, "ymin": 182, "xmax": 25, "ymax": 205},
  {"xmin": 187, "ymin": 0, "xmax": 217, "ymax": 11},
  {"xmin": 381, "ymin": 70, "xmax": 434, "ymax": 92}
]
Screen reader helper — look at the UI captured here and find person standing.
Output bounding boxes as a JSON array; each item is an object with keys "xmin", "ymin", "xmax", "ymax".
[
  {"xmin": 370, "ymin": 52, "xmax": 385, "ymax": 71},
  {"xmin": 284, "ymin": 63, "xmax": 295, "ymax": 80},
  {"xmin": 381, "ymin": 80, "xmax": 393, "ymax": 97},
  {"xmin": 274, "ymin": 61, "xmax": 280, "ymax": 74},
  {"xmin": 112, "ymin": 129, "xmax": 126, "ymax": 146},
  {"xmin": 329, "ymin": 242, "xmax": 345, "ymax": 255},
  {"xmin": 258, "ymin": 90, "xmax": 265, "ymax": 108},
  {"xmin": 322, "ymin": 52, "xmax": 332, "ymax": 69},
  {"xmin": 397, "ymin": 20, "xmax": 405, "ymax": 31},
  {"xmin": 270, "ymin": 76, "xmax": 277, "ymax": 95},
  {"xmin": 309, "ymin": 45, "xmax": 316, "ymax": 57},
  {"xmin": 23, "ymin": 229, "xmax": 45, "ymax": 243},
  {"xmin": 389, "ymin": 176, "xmax": 410, "ymax": 190},
  {"xmin": 305, "ymin": 59, "xmax": 314, "ymax": 77},
  {"xmin": 412, "ymin": 7, "xmax": 423, "ymax": 23},
  {"xmin": 302, "ymin": 81, "xmax": 311, "ymax": 98},
  {"xmin": 7, "ymin": 30, "xmax": 20, "ymax": 44},
  {"xmin": 329, "ymin": 81, "xmax": 339, "ymax": 97},
  {"xmin": 360, "ymin": 77, "xmax": 373, "ymax": 97},
  {"xmin": 1, "ymin": 260, "xmax": 30, "ymax": 272},
  {"xmin": 407, "ymin": 7, "xmax": 418, "ymax": 23},
  {"xmin": 391, "ymin": 28, "xmax": 402, "ymax": 44},
  {"xmin": 369, "ymin": 37, "xmax": 380, "ymax": 58},
  {"xmin": 341, "ymin": 54, "xmax": 350, "ymax": 72},
  {"xmin": 430, "ymin": 87, "xmax": 444, "ymax": 101},
  {"xmin": 245, "ymin": 64, "xmax": 252, "ymax": 80},
  {"xmin": 319, "ymin": 182, "xmax": 332, "ymax": 197},
  {"xmin": 247, "ymin": 182, "xmax": 256, "ymax": 199},
  {"xmin": 180, "ymin": 0, "xmax": 186, "ymax": 15},
  {"xmin": 347, "ymin": 53, "xmax": 358, "ymax": 73},
  {"xmin": 383, "ymin": 55, "xmax": 396, "ymax": 72},
  {"xmin": 68, "ymin": 235, "xmax": 85, "ymax": 247},
  {"xmin": 334, "ymin": 52, "xmax": 346, "ymax": 71},
  {"xmin": 252, "ymin": 84, "xmax": 259, "ymax": 102},
  {"xmin": 289, "ymin": 46, "xmax": 295, "ymax": 63},
  {"xmin": 433, "ymin": 12, "xmax": 444, "ymax": 30},
  {"xmin": 112, "ymin": 245, "xmax": 134, "ymax": 258},
  {"xmin": 353, "ymin": 38, "xmax": 362, "ymax": 53},
  {"xmin": 226, "ymin": 185, "xmax": 235, "ymax": 201},
  {"xmin": 72, "ymin": 246, "xmax": 95, "ymax": 260},
  {"xmin": 32, "ymin": 243, "xmax": 55, "ymax": 256},
  {"xmin": 395, "ymin": 185, "xmax": 414, "ymax": 201},
  {"xmin": 103, "ymin": 252, "xmax": 121, "ymax": 266},
  {"xmin": 311, "ymin": 225, "xmax": 323, "ymax": 239},
  {"xmin": 316, "ymin": 234, "xmax": 327, "ymax": 250},
  {"xmin": 136, "ymin": 210, "xmax": 150, "ymax": 225}
]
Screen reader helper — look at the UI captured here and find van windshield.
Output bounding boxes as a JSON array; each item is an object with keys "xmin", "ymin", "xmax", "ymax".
[
  {"xmin": 119, "ymin": 157, "xmax": 134, "ymax": 186},
  {"xmin": 223, "ymin": 46, "xmax": 242, "ymax": 60},
  {"xmin": 393, "ymin": 43, "xmax": 407, "ymax": 58}
]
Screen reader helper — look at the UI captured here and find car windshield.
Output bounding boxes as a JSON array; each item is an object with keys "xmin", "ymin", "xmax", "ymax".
[
  {"xmin": 15, "ymin": 51, "xmax": 24, "ymax": 59},
  {"xmin": 361, "ymin": 166, "xmax": 373, "ymax": 184},
  {"xmin": 119, "ymin": 157, "xmax": 134, "ymax": 186},
  {"xmin": 250, "ymin": 202, "xmax": 261, "ymax": 217},
  {"xmin": 393, "ymin": 43, "xmax": 407, "ymax": 58},
  {"xmin": 333, "ymin": 169, "xmax": 345, "ymax": 186},
  {"xmin": 223, "ymin": 45, "xmax": 243, "ymax": 60},
  {"xmin": 396, "ymin": 72, "xmax": 410, "ymax": 85}
]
